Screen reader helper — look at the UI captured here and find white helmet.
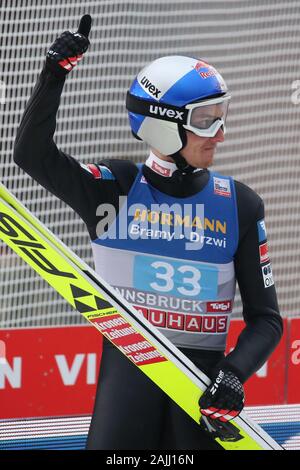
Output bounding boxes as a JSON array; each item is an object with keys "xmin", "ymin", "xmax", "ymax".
[{"xmin": 126, "ymin": 55, "xmax": 230, "ymax": 171}]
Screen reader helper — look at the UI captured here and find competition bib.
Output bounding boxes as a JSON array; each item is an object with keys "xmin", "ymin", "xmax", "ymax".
[{"xmin": 92, "ymin": 170, "xmax": 239, "ymax": 350}]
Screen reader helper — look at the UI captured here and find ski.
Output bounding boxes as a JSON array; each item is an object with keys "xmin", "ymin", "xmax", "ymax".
[{"xmin": 0, "ymin": 182, "xmax": 283, "ymax": 450}]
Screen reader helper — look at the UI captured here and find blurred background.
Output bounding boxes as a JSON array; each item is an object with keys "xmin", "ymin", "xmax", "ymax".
[{"xmin": 0, "ymin": 0, "xmax": 300, "ymax": 449}]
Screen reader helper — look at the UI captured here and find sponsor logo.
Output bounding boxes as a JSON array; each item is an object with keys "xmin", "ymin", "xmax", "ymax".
[
  {"xmin": 194, "ymin": 62, "xmax": 227, "ymax": 91},
  {"xmin": 257, "ymin": 219, "xmax": 267, "ymax": 242},
  {"xmin": 96, "ymin": 201, "xmax": 226, "ymax": 250},
  {"xmin": 129, "ymin": 224, "xmax": 227, "ymax": 246},
  {"xmin": 133, "ymin": 208, "xmax": 226, "ymax": 233},
  {"xmin": 194, "ymin": 60, "xmax": 210, "ymax": 71},
  {"xmin": 194, "ymin": 61, "xmax": 217, "ymax": 79},
  {"xmin": 213, "ymin": 177, "xmax": 231, "ymax": 197},
  {"xmin": 136, "ymin": 307, "xmax": 229, "ymax": 334},
  {"xmin": 151, "ymin": 160, "xmax": 171, "ymax": 177},
  {"xmin": 189, "ymin": 232, "xmax": 227, "ymax": 248},
  {"xmin": 200, "ymin": 70, "xmax": 216, "ymax": 79},
  {"xmin": 210, "ymin": 369, "xmax": 225, "ymax": 395},
  {"xmin": 0, "ymin": 213, "xmax": 76, "ymax": 279},
  {"xmin": 149, "ymin": 105, "xmax": 184, "ymax": 121},
  {"xmin": 207, "ymin": 301, "xmax": 232, "ymax": 313},
  {"xmin": 93, "ymin": 313, "xmax": 166, "ymax": 366},
  {"xmin": 118, "ymin": 288, "xmax": 205, "ymax": 314},
  {"xmin": 262, "ymin": 263, "xmax": 274, "ymax": 288},
  {"xmin": 259, "ymin": 242, "xmax": 269, "ymax": 263},
  {"xmin": 140, "ymin": 76, "xmax": 161, "ymax": 98}
]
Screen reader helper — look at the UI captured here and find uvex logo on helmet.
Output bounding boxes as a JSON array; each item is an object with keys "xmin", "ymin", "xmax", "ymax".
[
  {"xmin": 140, "ymin": 76, "xmax": 161, "ymax": 98},
  {"xmin": 149, "ymin": 105, "xmax": 184, "ymax": 120}
]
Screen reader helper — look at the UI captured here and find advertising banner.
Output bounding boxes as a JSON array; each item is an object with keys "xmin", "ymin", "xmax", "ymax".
[{"xmin": 0, "ymin": 318, "xmax": 291, "ymax": 418}]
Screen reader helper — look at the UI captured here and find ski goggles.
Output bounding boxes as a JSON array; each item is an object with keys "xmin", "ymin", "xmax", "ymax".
[
  {"xmin": 183, "ymin": 95, "xmax": 231, "ymax": 137},
  {"xmin": 126, "ymin": 92, "xmax": 231, "ymax": 137}
]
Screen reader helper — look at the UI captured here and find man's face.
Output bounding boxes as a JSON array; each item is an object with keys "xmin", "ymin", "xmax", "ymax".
[{"xmin": 180, "ymin": 128, "xmax": 225, "ymax": 169}]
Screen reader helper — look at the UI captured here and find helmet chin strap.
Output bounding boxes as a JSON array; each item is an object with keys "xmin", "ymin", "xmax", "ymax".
[
  {"xmin": 169, "ymin": 151, "xmax": 196, "ymax": 174},
  {"xmin": 169, "ymin": 126, "xmax": 196, "ymax": 175}
]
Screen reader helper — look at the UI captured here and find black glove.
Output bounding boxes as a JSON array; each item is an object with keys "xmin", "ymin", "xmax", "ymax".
[
  {"xmin": 45, "ymin": 14, "xmax": 92, "ymax": 78},
  {"xmin": 199, "ymin": 369, "xmax": 244, "ymax": 422}
]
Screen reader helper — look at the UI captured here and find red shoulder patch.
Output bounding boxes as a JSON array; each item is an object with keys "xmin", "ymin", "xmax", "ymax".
[{"xmin": 87, "ymin": 164, "xmax": 102, "ymax": 179}]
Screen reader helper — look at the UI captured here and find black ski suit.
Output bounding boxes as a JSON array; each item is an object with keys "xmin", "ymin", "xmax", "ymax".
[{"xmin": 13, "ymin": 68, "xmax": 283, "ymax": 450}]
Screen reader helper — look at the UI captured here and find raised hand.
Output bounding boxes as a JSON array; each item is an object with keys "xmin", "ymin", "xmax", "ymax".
[{"xmin": 45, "ymin": 14, "xmax": 92, "ymax": 78}]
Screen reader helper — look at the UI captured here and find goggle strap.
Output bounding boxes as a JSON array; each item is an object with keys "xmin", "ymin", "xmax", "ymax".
[{"xmin": 126, "ymin": 92, "xmax": 189, "ymax": 124}]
